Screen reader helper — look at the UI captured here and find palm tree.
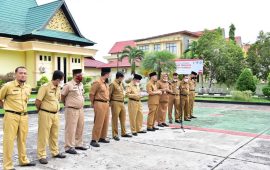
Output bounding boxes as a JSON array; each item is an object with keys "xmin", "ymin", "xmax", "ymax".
[
  {"xmin": 142, "ymin": 50, "xmax": 176, "ymax": 79},
  {"xmin": 120, "ymin": 45, "xmax": 144, "ymax": 75}
]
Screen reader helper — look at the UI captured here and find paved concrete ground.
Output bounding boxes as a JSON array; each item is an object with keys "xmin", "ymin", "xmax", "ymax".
[{"xmin": 0, "ymin": 102, "xmax": 270, "ymax": 170}]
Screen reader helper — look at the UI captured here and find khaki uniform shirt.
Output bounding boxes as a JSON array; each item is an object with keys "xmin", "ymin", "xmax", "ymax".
[
  {"xmin": 90, "ymin": 78, "xmax": 109, "ymax": 103},
  {"xmin": 179, "ymin": 81, "xmax": 189, "ymax": 96},
  {"xmin": 146, "ymin": 80, "xmax": 160, "ymax": 105},
  {"xmin": 189, "ymin": 79, "xmax": 196, "ymax": 91},
  {"xmin": 126, "ymin": 82, "xmax": 140, "ymax": 101},
  {"xmin": 169, "ymin": 80, "xmax": 180, "ymax": 99},
  {"xmin": 61, "ymin": 79, "xmax": 84, "ymax": 109},
  {"xmin": 157, "ymin": 80, "xmax": 170, "ymax": 102},
  {"xmin": 36, "ymin": 81, "xmax": 61, "ymax": 112},
  {"xmin": 0, "ymin": 80, "xmax": 31, "ymax": 112},
  {"xmin": 109, "ymin": 79, "xmax": 124, "ymax": 102}
]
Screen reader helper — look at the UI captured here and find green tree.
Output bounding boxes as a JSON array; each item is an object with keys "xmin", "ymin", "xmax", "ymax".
[
  {"xmin": 142, "ymin": 51, "xmax": 176, "ymax": 79},
  {"xmin": 120, "ymin": 45, "xmax": 144, "ymax": 75},
  {"xmin": 229, "ymin": 24, "xmax": 236, "ymax": 43},
  {"xmin": 247, "ymin": 31, "xmax": 270, "ymax": 80},
  {"xmin": 183, "ymin": 41, "xmax": 198, "ymax": 59},
  {"xmin": 236, "ymin": 68, "xmax": 256, "ymax": 92}
]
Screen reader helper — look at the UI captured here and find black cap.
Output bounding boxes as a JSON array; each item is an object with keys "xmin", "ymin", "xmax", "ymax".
[
  {"xmin": 116, "ymin": 71, "xmax": 124, "ymax": 78},
  {"xmin": 191, "ymin": 71, "xmax": 197, "ymax": 75},
  {"xmin": 101, "ymin": 68, "xmax": 111, "ymax": 73},
  {"xmin": 173, "ymin": 72, "xmax": 178, "ymax": 76},
  {"xmin": 149, "ymin": 72, "xmax": 157, "ymax": 77},
  {"xmin": 72, "ymin": 69, "xmax": 82, "ymax": 75},
  {"xmin": 133, "ymin": 74, "xmax": 142, "ymax": 80}
]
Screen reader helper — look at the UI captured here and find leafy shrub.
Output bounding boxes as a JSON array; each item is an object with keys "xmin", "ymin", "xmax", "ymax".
[
  {"xmin": 236, "ymin": 68, "xmax": 256, "ymax": 92},
  {"xmin": 262, "ymin": 86, "xmax": 270, "ymax": 97},
  {"xmin": 253, "ymin": 76, "xmax": 260, "ymax": 85},
  {"xmin": 267, "ymin": 73, "xmax": 270, "ymax": 86},
  {"xmin": 67, "ymin": 76, "xmax": 72, "ymax": 81},
  {"xmin": 231, "ymin": 90, "xmax": 252, "ymax": 101},
  {"xmin": 36, "ymin": 76, "xmax": 49, "ymax": 90},
  {"xmin": 0, "ymin": 72, "xmax": 15, "ymax": 88}
]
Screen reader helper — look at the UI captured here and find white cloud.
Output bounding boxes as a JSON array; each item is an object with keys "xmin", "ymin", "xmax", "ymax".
[{"xmin": 37, "ymin": 0, "xmax": 270, "ymax": 61}]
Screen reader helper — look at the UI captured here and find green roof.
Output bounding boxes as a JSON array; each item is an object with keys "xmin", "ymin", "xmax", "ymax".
[{"xmin": 0, "ymin": 0, "xmax": 95, "ymax": 46}]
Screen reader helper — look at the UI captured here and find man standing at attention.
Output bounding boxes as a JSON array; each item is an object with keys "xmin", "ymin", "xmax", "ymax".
[
  {"xmin": 90, "ymin": 68, "xmax": 111, "ymax": 147},
  {"xmin": 0, "ymin": 66, "xmax": 36, "ymax": 170},
  {"xmin": 146, "ymin": 72, "xmax": 162, "ymax": 131},
  {"xmin": 36, "ymin": 70, "xmax": 66, "ymax": 164},
  {"xmin": 179, "ymin": 75, "xmax": 191, "ymax": 122},
  {"xmin": 126, "ymin": 74, "xmax": 146, "ymax": 136},
  {"xmin": 168, "ymin": 73, "xmax": 181, "ymax": 123},
  {"xmin": 188, "ymin": 71, "xmax": 198, "ymax": 119},
  {"xmin": 61, "ymin": 69, "xmax": 88, "ymax": 154},
  {"xmin": 109, "ymin": 72, "xmax": 132, "ymax": 141}
]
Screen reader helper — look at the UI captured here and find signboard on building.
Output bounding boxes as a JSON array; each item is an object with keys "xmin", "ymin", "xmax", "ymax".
[{"xmin": 175, "ymin": 59, "xmax": 203, "ymax": 74}]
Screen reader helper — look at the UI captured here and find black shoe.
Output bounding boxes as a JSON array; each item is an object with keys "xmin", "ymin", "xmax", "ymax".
[
  {"xmin": 153, "ymin": 127, "xmax": 159, "ymax": 130},
  {"xmin": 157, "ymin": 124, "xmax": 164, "ymax": 127},
  {"xmin": 65, "ymin": 148, "xmax": 77, "ymax": 154},
  {"xmin": 121, "ymin": 134, "xmax": 132, "ymax": 138},
  {"xmin": 138, "ymin": 130, "xmax": 147, "ymax": 133},
  {"xmin": 90, "ymin": 140, "xmax": 100, "ymax": 147},
  {"xmin": 113, "ymin": 136, "xmax": 120, "ymax": 141},
  {"xmin": 21, "ymin": 161, "xmax": 36, "ymax": 166},
  {"xmin": 132, "ymin": 133, "xmax": 138, "ymax": 136},
  {"xmin": 99, "ymin": 138, "xmax": 110, "ymax": 143},
  {"xmin": 39, "ymin": 158, "xmax": 48, "ymax": 164},
  {"xmin": 53, "ymin": 153, "xmax": 66, "ymax": 158},
  {"xmin": 184, "ymin": 119, "xmax": 191, "ymax": 121},
  {"xmin": 175, "ymin": 120, "xmax": 181, "ymax": 123},
  {"xmin": 169, "ymin": 120, "xmax": 173, "ymax": 124},
  {"xmin": 162, "ymin": 123, "xmax": 169, "ymax": 127},
  {"xmin": 75, "ymin": 146, "xmax": 88, "ymax": 150},
  {"xmin": 147, "ymin": 128, "xmax": 155, "ymax": 131},
  {"xmin": 191, "ymin": 116, "xmax": 197, "ymax": 118}
]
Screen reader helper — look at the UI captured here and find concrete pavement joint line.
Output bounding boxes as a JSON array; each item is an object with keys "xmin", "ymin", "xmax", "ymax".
[
  {"xmin": 227, "ymin": 157, "xmax": 270, "ymax": 166},
  {"xmin": 211, "ymin": 127, "xmax": 270, "ymax": 170}
]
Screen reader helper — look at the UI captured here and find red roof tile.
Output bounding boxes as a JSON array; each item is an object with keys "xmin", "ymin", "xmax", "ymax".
[
  {"xmin": 108, "ymin": 40, "xmax": 136, "ymax": 54},
  {"xmin": 84, "ymin": 58, "xmax": 105, "ymax": 68},
  {"xmin": 98, "ymin": 57, "xmax": 140, "ymax": 68}
]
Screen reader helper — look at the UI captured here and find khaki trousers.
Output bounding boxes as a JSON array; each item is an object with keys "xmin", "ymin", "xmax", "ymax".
[
  {"xmin": 128, "ymin": 100, "xmax": 143, "ymax": 133},
  {"xmin": 147, "ymin": 104, "xmax": 159, "ymax": 129},
  {"xmin": 189, "ymin": 91, "xmax": 195, "ymax": 117},
  {"xmin": 64, "ymin": 108, "xmax": 84, "ymax": 150},
  {"xmin": 168, "ymin": 95, "xmax": 180, "ymax": 121},
  {"xmin": 180, "ymin": 96, "xmax": 189, "ymax": 120},
  {"xmin": 37, "ymin": 110, "xmax": 60, "ymax": 159},
  {"xmin": 92, "ymin": 101, "xmax": 109, "ymax": 141},
  {"xmin": 111, "ymin": 101, "xmax": 126, "ymax": 137},
  {"xmin": 3, "ymin": 112, "xmax": 30, "ymax": 170},
  {"xmin": 157, "ymin": 102, "xmax": 168, "ymax": 124}
]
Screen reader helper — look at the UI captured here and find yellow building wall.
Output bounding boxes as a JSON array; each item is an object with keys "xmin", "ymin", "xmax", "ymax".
[
  {"xmin": 25, "ymin": 51, "xmax": 36, "ymax": 87},
  {"xmin": 0, "ymin": 49, "xmax": 25, "ymax": 74},
  {"xmin": 84, "ymin": 67, "xmax": 101, "ymax": 81}
]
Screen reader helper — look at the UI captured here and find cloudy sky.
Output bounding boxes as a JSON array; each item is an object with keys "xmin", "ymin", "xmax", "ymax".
[{"xmin": 37, "ymin": 0, "xmax": 270, "ymax": 62}]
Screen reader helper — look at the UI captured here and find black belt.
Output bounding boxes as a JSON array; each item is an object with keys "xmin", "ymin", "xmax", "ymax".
[
  {"xmin": 111, "ymin": 99, "xmax": 124, "ymax": 103},
  {"xmin": 94, "ymin": 99, "xmax": 109, "ymax": 103},
  {"xmin": 66, "ymin": 106, "xmax": 82, "ymax": 110},
  {"xmin": 40, "ymin": 109, "xmax": 58, "ymax": 114},
  {"xmin": 190, "ymin": 90, "xmax": 195, "ymax": 91},
  {"xmin": 169, "ymin": 93, "xmax": 179, "ymax": 96},
  {"xmin": 129, "ymin": 98, "xmax": 140, "ymax": 102},
  {"xmin": 180, "ymin": 94, "xmax": 188, "ymax": 96},
  {"xmin": 5, "ymin": 110, "xmax": 28, "ymax": 116}
]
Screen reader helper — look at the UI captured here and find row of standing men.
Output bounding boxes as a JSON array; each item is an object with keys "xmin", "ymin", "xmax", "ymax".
[{"xmin": 0, "ymin": 66, "xmax": 197, "ymax": 170}]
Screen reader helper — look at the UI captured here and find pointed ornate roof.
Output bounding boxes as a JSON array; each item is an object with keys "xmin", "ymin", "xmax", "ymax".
[{"xmin": 0, "ymin": 0, "xmax": 95, "ymax": 46}]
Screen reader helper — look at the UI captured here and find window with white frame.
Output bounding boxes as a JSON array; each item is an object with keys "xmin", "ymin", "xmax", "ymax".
[
  {"xmin": 166, "ymin": 43, "xmax": 177, "ymax": 54},
  {"xmin": 154, "ymin": 44, "xmax": 161, "ymax": 51},
  {"xmin": 138, "ymin": 45, "xmax": 149, "ymax": 51}
]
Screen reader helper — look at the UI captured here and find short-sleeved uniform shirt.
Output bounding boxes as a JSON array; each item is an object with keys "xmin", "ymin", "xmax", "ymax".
[
  {"xmin": 0, "ymin": 80, "xmax": 31, "ymax": 112},
  {"xmin": 126, "ymin": 82, "xmax": 140, "ymax": 101},
  {"xmin": 90, "ymin": 78, "xmax": 109, "ymax": 102},
  {"xmin": 109, "ymin": 79, "xmax": 125, "ymax": 102},
  {"xmin": 36, "ymin": 81, "xmax": 61, "ymax": 112},
  {"xmin": 61, "ymin": 79, "xmax": 84, "ymax": 109},
  {"xmin": 179, "ymin": 81, "xmax": 189, "ymax": 96},
  {"xmin": 146, "ymin": 80, "xmax": 160, "ymax": 105}
]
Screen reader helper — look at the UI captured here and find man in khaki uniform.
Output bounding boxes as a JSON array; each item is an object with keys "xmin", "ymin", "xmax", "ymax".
[
  {"xmin": 179, "ymin": 75, "xmax": 191, "ymax": 122},
  {"xmin": 90, "ymin": 68, "xmax": 111, "ymax": 147},
  {"xmin": 157, "ymin": 73, "xmax": 172, "ymax": 127},
  {"xmin": 36, "ymin": 70, "xmax": 66, "ymax": 164},
  {"xmin": 0, "ymin": 66, "xmax": 36, "ymax": 170},
  {"xmin": 189, "ymin": 71, "xmax": 198, "ymax": 119},
  {"xmin": 109, "ymin": 72, "xmax": 132, "ymax": 141},
  {"xmin": 61, "ymin": 69, "xmax": 87, "ymax": 154},
  {"xmin": 126, "ymin": 74, "xmax": 146, "ymax": 136},
  {"xmin": 146, "ymin": 72, "xmax": 161, "ymax": 131},
  {"xmin": 168, "ymin": 73, "xmax": 181, "ymax": 123}
]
